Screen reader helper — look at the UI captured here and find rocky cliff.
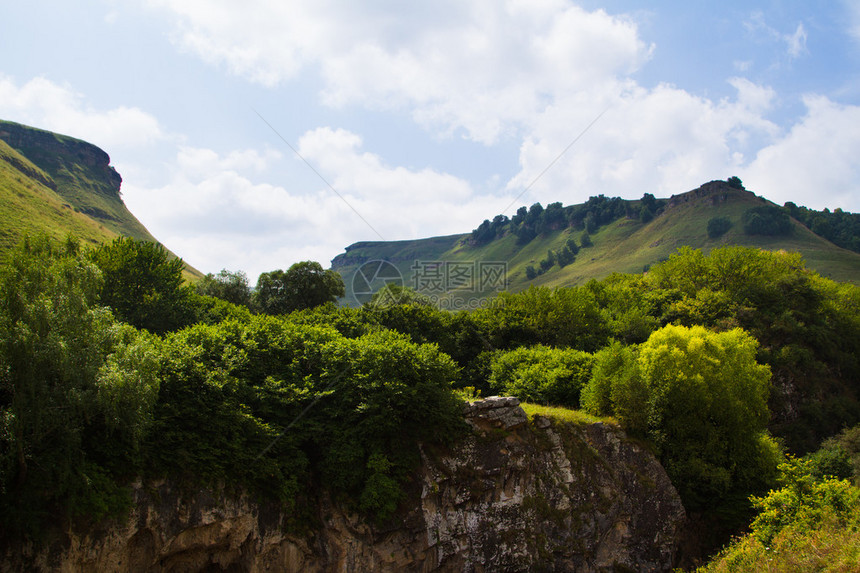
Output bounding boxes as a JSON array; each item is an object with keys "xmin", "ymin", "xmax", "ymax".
[
  {"xmin": 0, "ymin": 120, "xmax": 157, "ymax": 244},
  {"xmin": 7, "ymin": 398, "xmax": 685, "ymax": 572}
]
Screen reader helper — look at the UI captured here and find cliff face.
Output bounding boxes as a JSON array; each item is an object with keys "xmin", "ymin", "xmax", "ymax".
[
  {"xmin": 0, "ymin": 120, "xmax": 159, "ymax": 244},
  {"xmin": 0, "ymin": 120, "xmax": 121, "ymax": 198},
  {"xmin": 7, "ymin": 398, "xmax": 684, "ymax": 572}
]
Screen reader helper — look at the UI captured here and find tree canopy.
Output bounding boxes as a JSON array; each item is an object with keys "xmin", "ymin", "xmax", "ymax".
[
  {"xmin": 88, "ymin": 237, "xmax": 192, "ymax": 334},
  {"xmin": 0, "ymin": 236, "xmax": 159, "ymax": 538},
  {"xmin": 254, "ymin": 261, "xmax": 345, "ymax": 315},
  {"xmin": 195, "ymin": 269, "xmax": 252, "ymax": 308},
  {"xmin": 582, "ymin": 324, "xmax": 779, "ymax": 511}
]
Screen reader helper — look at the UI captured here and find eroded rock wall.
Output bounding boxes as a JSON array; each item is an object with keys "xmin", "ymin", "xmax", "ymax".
[{"xmin": 5, "ymin": 397, "xmax": 685, "ymax": 572}]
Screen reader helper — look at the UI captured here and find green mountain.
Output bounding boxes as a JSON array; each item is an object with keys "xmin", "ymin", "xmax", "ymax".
[
  {"xmin": 332, "ymin": 180, "xmax": 860, "ymax": 305},
  {"xmin": 0, "ymin": 120, "xmax": 200, "ymax": 277}
]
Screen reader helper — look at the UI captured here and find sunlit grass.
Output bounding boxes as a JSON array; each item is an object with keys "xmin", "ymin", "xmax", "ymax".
[
  {"xmin": 520, "ymin": 402, "xmax": 615, "ymax": 426},
  {"xmin": 697, "ymin": 520, "xmax": 860, "ymax": 573}
]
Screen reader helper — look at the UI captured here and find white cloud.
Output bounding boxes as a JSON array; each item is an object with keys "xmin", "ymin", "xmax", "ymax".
[
  {"xmin": 0, "ymin": 75, "xmax": 164, "ymax": 149},
  {"xmin": 506, "ymin": 78, "xmax": 780, "ymax": 203},
  {"xmin": 146, "ymin": 0, "xmax": 653, "ymax": 144},
  {"xmin": 744, "ymin": 13, "xmax": 808, "ymax": 61},
  {"xmin": 843, "ymin": 0, "xmax": 860, "ymax": 44},
  {"xmin": 123, "ymin": 131, "xmax": 516, "ymax": 279},
  {"xmin": 786, "ymin": 23, "xmax": 808, "ymax": 59},
  {"xmin": 742, "ymin": 96, "xmax": 860, "ymax": 211}
]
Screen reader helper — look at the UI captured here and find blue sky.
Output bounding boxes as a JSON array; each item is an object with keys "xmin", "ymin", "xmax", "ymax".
[{"xmin": 2, "ymin": 1, "xmax": 859, "ymax": 279}]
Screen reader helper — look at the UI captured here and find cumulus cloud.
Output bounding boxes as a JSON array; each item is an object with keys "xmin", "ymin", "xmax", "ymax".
[
  {"xmin": 123, "ymin": 131, "xmax": 516, "ymax": 279},
  {"xmin": 0, "ymin": 75, "xmax": 164, "ymax": 149},
  {"xmin": 146, "ymin": 0, "xmax": 653, "ymax": 144},
  {"xmin": 506, "ymin": 78, "xmax": 780, "ymax": 203},
  {"xmin": 742, "ymin": 96, "xmax": 860, "ymax": 210}
]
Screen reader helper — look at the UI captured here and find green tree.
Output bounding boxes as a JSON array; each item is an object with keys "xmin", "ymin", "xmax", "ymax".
[
  {"xmin": 582, "ymin": 324, "xmax": 779, "ymax": 511},
  {"xmin": 0, "ymin": 236, "xmax": 159, "ymax": 538},
  {"xmin": 707, "ymin": 216, "xmax": 732, "ymax": 239},
  {"xmin": 480, "ymin": 286, "xmax": 609, "ymax": 351},
  {"xmin": 639, "ymin": 204, "xmax": 654, "ymax": 224},
  {"xmin": 727, "ymin": 176, "xmax": 745, "ymax": 189},
  {"xmin": 367, "ymin": 284, "xmax": 432, "ymax": 309},
  {"xmin": 556, "ymin": 245, "xmax": 575, "ymax": 267},
  {"xmin": 195, "ymin": 269, "xmax": 252, "ymax": 308},
  {"xmin": 647, "ymin": 246, "xmax": 860, "ymax": 451},
  {"xmin": 742, "ymin": 206, "xmax": 792, "ymax": 236},
  {"xmin": 580, "ymin": 231, "xmax": 593, "ymax": 247},
  {"xmin": 89, "ymin": 237, "xmax": 192, "ymax": 334},
  {"xmin": 254, "ymin": 261, "xmax": 345, "ymax": 315},
  {"xmin": 539, "ymin": 249, "xmax": 556, "ymax": 271},
  {"xmin": 489, "ymin": 345, "xmax": 593, "ymax": 407},
  {"xmin": 585, "ymin": 212, "xmax": 598, "ymax": 234}
]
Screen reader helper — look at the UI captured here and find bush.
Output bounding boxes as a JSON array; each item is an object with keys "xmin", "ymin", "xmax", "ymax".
[
  {"xmin": 742, "ymin": 206, "xmax": 792, "ymax": 236},
  {"xmin": 145, "ymin": 317, "xmax": 466, "ymax": 521},
  {"xmin": 699, "ymin": 450, "xmax": 860, "ymax": 572},
  {"xmin": 707, "ymin": 216, "xmax": 732, "ymax": 239},
  {"xmin": 581, "ymin": 324, "xmax": 778, "ymax": 511},
  {"xmin": 490, "ymin": 345, "xmax": 594, "ymax": 407},
  {"xmin": 480, "ymin": 286, "xmax": 609, "ymax": 352}
]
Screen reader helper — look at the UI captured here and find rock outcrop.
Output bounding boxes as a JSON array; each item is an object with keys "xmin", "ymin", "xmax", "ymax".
[
  {"xmin": 6, "ymin": 398, "xmax": 685, "ymax": 572},
  {"xmin": 0, "ymin": 120, "xmax": 122, "ymax": 198}
]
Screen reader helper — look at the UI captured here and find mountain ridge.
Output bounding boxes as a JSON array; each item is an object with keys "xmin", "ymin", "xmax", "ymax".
[
  {"xmin": 0, "ymin": 120, "xmax": 201, "ymax": 277},
  {"xmin": 331, "ymin": 180, "xmax": 860, "ymax": 305}
]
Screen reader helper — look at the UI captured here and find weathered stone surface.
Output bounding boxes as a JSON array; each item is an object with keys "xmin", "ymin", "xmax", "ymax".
[
  {"xmin": 4, "ymin": 400, "xmax": 685, "ymax": 572},
  {"xmin": 463, "ymin": 395, "xmax": 529, "ymax": 431}
]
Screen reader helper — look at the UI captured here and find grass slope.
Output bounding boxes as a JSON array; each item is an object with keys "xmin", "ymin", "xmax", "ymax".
[
  {"xmin": 0, "ymin": 139, "xmax": 118, "ymax": 257},
  {"xmin": 332, "ymin": 182, "xmax": 860, "ymax": 305},
  {"xmin": 0, "ymin": 120, "xmax": 156, "ymax": 242},
  {"xmin": 0, "ymin": 120, "xmax": 202, "ymax": 278}
]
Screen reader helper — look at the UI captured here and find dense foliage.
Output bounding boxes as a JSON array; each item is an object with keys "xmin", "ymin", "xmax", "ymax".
[
  {"xmin": 784, "ymin": 201, "xmax": 860, "ymax": 253},
  {"xmin": 643, "ymin": 246, "xmax": 860, "ymax": 451},
  {"xmin": 147, "ymin": 318, "xmax": 466, "ymax": 521},
  {"xmin": 741, "ymin": 205, "xmax": 793, "ymax": 236},
  {"xmin": 0, "ymin": 236, "xmax": 463, "ymax": 541},
  {"xmin": 489, "ymin": 345, "xmax": 593, "ymax": 407},
  {"xmin": 89, "ymin": 236, "xmax": 194, "ymax": 334},
  {"xmin": 195, "ymin": 268, "xmax": 252, "ymax": 308},
  {"xmin": 3, "ymin": 233, "xmax": 859, "ymax": 566},
  {"xmin": 707, "ymin": 216, "xmax": 732, "ymax": 239},
  {"xmin": 255, "ymin": 261, "xmax": 346, "ymax": 315},
  {"xmin": 0, "ymin": 237, "xmax": 159, "ymax": 538},
  {"xmin": 581, "ymin": 325, "xmax": 779, "ymax": 512},
  {"xmin": 699, "ymin": 435, "xmax": 860, "ymax": 572},
  {"xmin": 470, "ymin": 193, "xmax": 665, "ymax": 246}
]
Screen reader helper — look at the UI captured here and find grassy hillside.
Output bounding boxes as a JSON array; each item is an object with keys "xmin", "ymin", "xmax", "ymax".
[
  {"xmin": 0, "ymin": 138, "xmax": 118, "ymax": 255},
  {"xmin": 332, "ymin": 181, "xmax": 860, "ymax": 305},
  {"xmin": 0, "ymin": 120, "xmax": 201, "ymax": 278}
]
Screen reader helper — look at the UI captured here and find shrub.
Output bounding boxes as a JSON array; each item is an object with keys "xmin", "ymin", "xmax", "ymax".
[
  {"xmin": 707, "ymin": 216, "xmax": 732, "ymax": 239},
  {"xmin": 581, "ymin": 324, "xmax": 778, "ymax": 511},
  {"xmin": 490, "ymin": 345, "xmax": 594, "ymax": 407},
  {"xmin": 742, "ymin": 205, "xmax": 792, "ymax": 236},
  {"xmin": 145, "ymin": 317, "xmax": 466, "ymax": 522}
]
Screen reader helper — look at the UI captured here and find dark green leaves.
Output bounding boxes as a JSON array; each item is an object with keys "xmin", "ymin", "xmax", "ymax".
[{"xmin": 255, "ymin": 261, "xmax": 345, "ymax": 315}]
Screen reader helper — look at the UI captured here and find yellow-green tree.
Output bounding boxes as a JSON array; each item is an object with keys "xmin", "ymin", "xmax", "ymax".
[{"xmin": 582, "ymin": 324, "xmax": 780, "ymax": 511}]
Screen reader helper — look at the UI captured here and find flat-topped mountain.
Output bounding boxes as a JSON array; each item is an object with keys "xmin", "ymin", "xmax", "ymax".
[{"xmin": 332, "ymin": 180, "xmax": 860, "ymax": 305}]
